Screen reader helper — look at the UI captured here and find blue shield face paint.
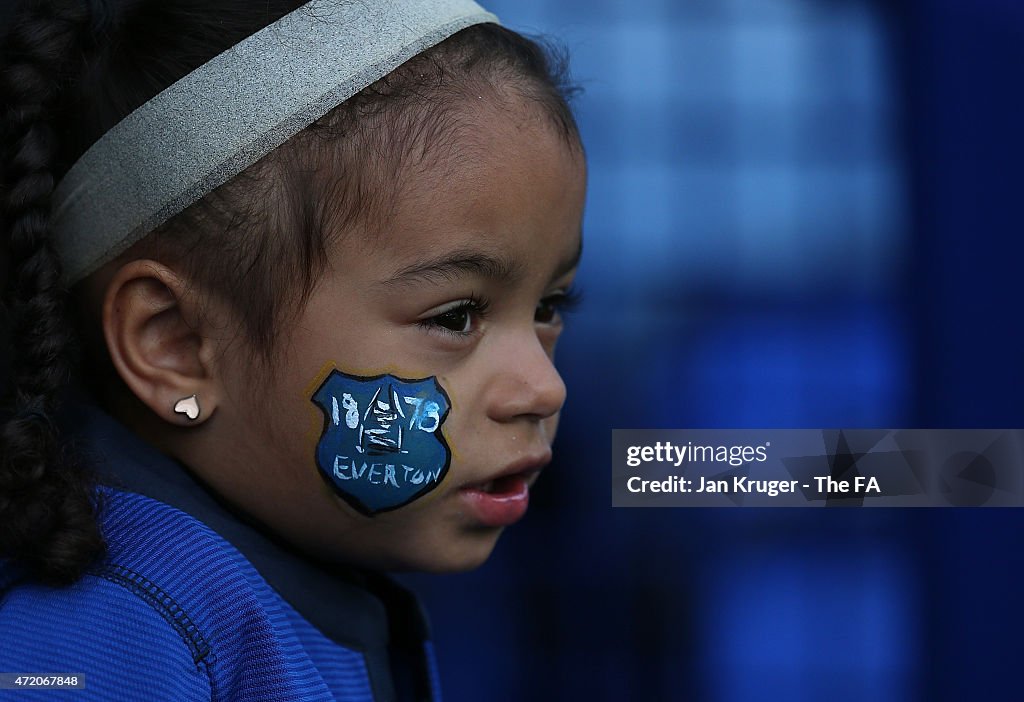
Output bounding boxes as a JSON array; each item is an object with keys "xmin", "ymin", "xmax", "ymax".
[{"xmin": 312, "ymin": 369, "xmax": 452, "ymax": 515}]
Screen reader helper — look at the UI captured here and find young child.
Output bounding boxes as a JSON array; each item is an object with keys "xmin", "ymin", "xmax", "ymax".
[{"xmin": 0, "ymin": 0, "xmax": 585, "ymax": 699}]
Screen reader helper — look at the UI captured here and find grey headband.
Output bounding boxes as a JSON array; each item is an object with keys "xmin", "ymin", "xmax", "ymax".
[{"xmin": 51, "ymin": 0, "xmax": 499, "ymax": 284}]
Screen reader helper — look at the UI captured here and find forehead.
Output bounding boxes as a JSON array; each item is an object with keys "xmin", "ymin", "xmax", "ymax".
[{"xmin": 346, "ymin": 99, "xmax": 586, "ymax": 278}]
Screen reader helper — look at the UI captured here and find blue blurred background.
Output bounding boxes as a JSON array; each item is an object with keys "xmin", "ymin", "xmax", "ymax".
[{"xmin": 402, "ymin": 1, "xmax": 1024, "ymax": 700}]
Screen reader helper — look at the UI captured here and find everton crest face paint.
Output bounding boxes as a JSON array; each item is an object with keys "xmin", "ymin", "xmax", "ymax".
[{"xmin": 312, "ymin": 369, "xmax": 452, "ymax": 515}]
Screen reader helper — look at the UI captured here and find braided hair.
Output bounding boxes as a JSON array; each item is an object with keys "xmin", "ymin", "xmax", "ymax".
[
  {"xmin": 1, "ymin": 0, "xmax": 100, "ymax": 586},
  {"xmin": 0, "ymin": 0, "xmax": 580, "ymax": 586}
]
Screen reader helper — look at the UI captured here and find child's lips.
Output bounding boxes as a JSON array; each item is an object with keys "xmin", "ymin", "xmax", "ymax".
[
  {"xmin": 459, "ymin": 453, "xmax": 551, "ymax": 527},
  {"xmin": 459, "ymin": 474, "xmax": 531, "ymax": 527}
]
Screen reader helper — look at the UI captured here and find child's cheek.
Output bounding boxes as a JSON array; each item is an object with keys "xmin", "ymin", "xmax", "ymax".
[{"xmin": 308, "ymin": 366, "xmax": 452, "ymax": 515}]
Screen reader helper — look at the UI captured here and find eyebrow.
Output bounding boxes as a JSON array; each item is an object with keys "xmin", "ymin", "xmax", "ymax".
[
  {"xmin": 378, "ymin": 231, "xmax": 584, "ymax": 289},
  {"xmin": 379, "ymin": 248, "xmax": 523, "ymax": 288}
]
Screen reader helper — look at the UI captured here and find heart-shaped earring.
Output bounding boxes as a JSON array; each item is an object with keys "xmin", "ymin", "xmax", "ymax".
[{"xmin": 173, "ymin": 394, "xmax": 201, "ymax": 421}]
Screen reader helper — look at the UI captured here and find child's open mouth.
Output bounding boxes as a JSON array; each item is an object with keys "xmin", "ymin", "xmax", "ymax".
[
  {"xmin": 474, "ymin": 473, "xmax": 528, "ymax": 495},
  {"xmin": 460, "ymin": 472, "xmax": 533, "ymax": 527}
]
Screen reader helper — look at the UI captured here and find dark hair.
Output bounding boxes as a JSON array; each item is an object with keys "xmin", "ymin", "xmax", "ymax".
[{"xmin": 0, "ymin": 0, "xmax": 581, "ymax": 585}]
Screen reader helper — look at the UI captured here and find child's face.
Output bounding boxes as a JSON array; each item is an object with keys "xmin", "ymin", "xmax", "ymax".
[{"xmin": 211, "ymin": 100, "xmax": 586, "ymax": 571}]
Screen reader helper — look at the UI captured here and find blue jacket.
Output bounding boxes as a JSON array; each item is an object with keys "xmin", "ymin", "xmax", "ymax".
[{"xmin": 0, "ymin": 401, "xmax": 442, "ymax": 701}]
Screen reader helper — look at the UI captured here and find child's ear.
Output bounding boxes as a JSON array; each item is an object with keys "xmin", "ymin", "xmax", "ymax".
[{"xmin": 101, "ymin": 260, "xmax": 224, "ymax": 425}]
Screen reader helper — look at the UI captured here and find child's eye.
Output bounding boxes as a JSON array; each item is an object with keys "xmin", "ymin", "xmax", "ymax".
[
  {"xmin": 433, "ymin": 306, "xmax": 472, "ymax": 333},
  {"xmin": 535, "ymin": 286, "xmax": 583, "ymax": 325},
  {"xmin": 418, "ymin": 296, "xmax": 490, "ymax": 337}
]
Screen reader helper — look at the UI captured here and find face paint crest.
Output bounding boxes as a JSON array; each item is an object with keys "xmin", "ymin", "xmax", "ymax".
[{"xmin": 312, "ymin": 369, "xmax": 452, "ymax": 515}]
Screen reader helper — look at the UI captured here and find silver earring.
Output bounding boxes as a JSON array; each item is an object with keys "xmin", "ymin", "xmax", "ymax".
[{"xmin": 173, "ymin": 394, "xmax": 201, "ymax": 421}]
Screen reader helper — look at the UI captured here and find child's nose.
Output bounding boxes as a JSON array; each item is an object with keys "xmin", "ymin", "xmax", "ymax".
[{"xmin": 487, "ymin": 334, "xmax": 566, "ymax": 423}]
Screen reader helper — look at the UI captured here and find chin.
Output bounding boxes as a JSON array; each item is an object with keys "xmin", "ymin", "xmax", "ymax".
[{"xmin": 390, "ymin": 528, "xmax": 505, "ymax": 573}]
